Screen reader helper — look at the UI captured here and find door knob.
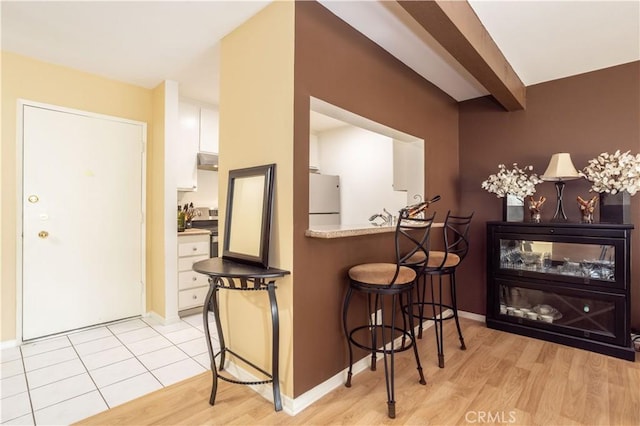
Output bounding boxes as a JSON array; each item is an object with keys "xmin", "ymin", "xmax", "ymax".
[{"xmin": 38, "ymin": 231, "xmax": 49, "ymax": 239}]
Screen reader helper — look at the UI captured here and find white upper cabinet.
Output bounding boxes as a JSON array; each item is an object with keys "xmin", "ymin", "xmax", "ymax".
[
  {"xmin": 393, "ymin": 139, "xmax": 424, "ymax": 201},
  {"xmin": 404, "ymin": 140, "xmax": 424, "ymax": 203},
  {"xmin": 392, "ymin": 139, "xmax": 409, "ymax": 191},
  {"xmin": 177, "ymin": 101, "xmax": 219, "ymax": 190},
  {"xmin": 177, "ymin": 101, "xmax": 199, "ymax": 190},
  {"xmin": 199, "ymin": 107, "xmax": 219, "ymax": 154},
  {"xmin": 309, "ymin": 132, "xmax": 320, "ymax": 172}
]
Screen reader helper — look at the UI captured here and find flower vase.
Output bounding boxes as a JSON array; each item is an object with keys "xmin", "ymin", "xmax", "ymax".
[
  {"xmin": 503, "ymin": 194, "xmax": 524, "ymax": 222},
  {"xmin": 599, "ymin": 192, "xmax": 631, "ymax": 224}
]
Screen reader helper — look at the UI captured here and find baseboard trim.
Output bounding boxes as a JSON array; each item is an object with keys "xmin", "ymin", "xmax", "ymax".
[
  {"xmin": 458, "ymin": 310, "xmax": 485, "ymax": 323},
  {"xmin": 1, "ymin": 339, "xmax": 19, "ymax": 349},
  {"xmin": 145, "ymin": 311, "xmax": 181, "ymax": 325}
]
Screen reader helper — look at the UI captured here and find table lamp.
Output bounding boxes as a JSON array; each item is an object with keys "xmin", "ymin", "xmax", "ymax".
[{"xmin": 541, "ymin": 153, "xmax": 580, "ymax": 221}]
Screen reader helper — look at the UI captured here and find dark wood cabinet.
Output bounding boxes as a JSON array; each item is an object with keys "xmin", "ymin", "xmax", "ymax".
[{"xmin": 486, "ymin": 222, "xmax": 635, "ymax": 361}]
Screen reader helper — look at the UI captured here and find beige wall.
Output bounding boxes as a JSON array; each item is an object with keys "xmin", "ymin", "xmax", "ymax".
[
  {"xmin": 0, "ymin": 52, "xmax": 155, "ymax": 342},
  {"xmin": 219, "ymin": 1, "xmax": 295, "ymax": 397},
  {"xmin": 149, "ymin": 83, "xmax": 166, "ymax": 315}
]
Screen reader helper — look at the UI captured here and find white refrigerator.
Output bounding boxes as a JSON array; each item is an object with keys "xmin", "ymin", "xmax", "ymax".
[{"xmin": 309, "ymin": 173, "xmax": 341, "ymax": 226}]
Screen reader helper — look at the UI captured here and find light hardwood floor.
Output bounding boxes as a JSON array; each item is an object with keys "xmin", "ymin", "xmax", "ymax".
[{"xmin": 78, "ymin": 318, "xmax": 640, "ymax": 425}]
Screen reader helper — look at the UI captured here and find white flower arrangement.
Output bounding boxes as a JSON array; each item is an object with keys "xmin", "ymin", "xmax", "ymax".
[
  {"xmin": 580, "ymin": 150, "xmax": 640, "ymax": 196},
  {"xmin": 481, "ymin": 163, "xmax": 543, "ymax": 198}
]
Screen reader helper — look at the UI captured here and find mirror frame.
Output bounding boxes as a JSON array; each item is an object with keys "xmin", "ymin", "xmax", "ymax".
[{"xmin": 222, "ymin": 163, "xmax": 276, "ymax": 268}]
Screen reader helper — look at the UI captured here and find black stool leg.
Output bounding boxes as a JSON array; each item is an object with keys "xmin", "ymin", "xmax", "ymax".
[
  {"xmin": 417, "ymin": 274, "xmax": 427, "ymax": 339},
  {"xmin": 400, "ymin": 293, "xmax": 409, "ymax": 349},
  {"xmin": 369, "ymin": 294, "xmax": 379, "ymax": 371},
  {"xmin": 437, "ymin": 275, "xmax": 447, "ymax": 367},
  {"xmin": 380, "ymin": 295, "xmax": 396, "ymax": 418},
  {"xmin": 430, "ymin": 274, "xmax": 445, "ymax": 368},
  {"xmin": 406, "ymin": 290, "xmax": 427, "ymax": 386},
  {"xmin": 450, "ymin": 273, "xmax": 466, "ymax": 350},
  {"xmin": 342, "ymin": 287, "xmax": 355, "ymax": 387}
]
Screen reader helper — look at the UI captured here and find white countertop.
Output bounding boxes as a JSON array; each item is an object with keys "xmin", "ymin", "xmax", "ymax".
[
  {"xmin": 178, "ymin": 228, "xmax": 211, "ymax": 236},
  {"xmin": 305, "ymin": 222, "xmax": 444, "ymax": 239}
]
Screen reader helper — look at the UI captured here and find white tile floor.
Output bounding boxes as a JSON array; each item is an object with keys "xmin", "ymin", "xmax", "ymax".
[{"xmin": 1, "ymin": 313, "xmax": 219, "ymax": 425}]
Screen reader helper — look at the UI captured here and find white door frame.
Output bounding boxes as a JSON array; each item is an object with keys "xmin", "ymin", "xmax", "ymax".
[{"xmin": 15, "ymin": 99, "xmax": 147, "ymax": 342}]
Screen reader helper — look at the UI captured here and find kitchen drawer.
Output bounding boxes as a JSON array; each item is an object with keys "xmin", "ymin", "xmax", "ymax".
[
  {"xmin": 178, "ymin": 286, "xmax": 209, "ymax": 310},
  {"xmin": 179, "ymin": 270, "xmax": 209, "ymax": 290},
  {"xmin": 178, "ymin": 240, "xmax": 210, "ymax": 257},
  {"xmin": 178, "ymin": 254, "xmax": 209, "ymax": 272}
]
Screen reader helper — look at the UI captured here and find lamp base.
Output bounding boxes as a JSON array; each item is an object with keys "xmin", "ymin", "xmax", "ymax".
[{"xmin": 551, "ymin": 181, "xmax": 569, "ymax": 221}]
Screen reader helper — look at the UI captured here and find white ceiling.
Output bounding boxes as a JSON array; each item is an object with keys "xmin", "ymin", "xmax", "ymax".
[
  {"xmin": 468, "ymin": 0, "xmax": 640, "ymax": 86},
  {"xmin": 1, "ymin": 1, "xmax": 271, "ymax": 105},
  {"xmin": 2, "ymin": 1, "xmax": 639, "ymax": 106}
]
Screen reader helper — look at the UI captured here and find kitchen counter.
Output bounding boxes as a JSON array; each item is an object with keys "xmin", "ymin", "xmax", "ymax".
[
  {"xmin": 178, "ymin": 228, "xmax": 211, "ymax": 236},
  {"xmin": 305, "ymin": 222, "xmax": 444, "ymax": 239}
]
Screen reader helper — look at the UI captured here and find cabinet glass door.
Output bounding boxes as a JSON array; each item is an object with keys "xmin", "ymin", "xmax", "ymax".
[
  {"xmin": 497, "ymin": 282, "xmax": 625, "ymax": 345},
  {"xmin": 499, "ymin": 238, "xmax": 617, "ymax": 284}
]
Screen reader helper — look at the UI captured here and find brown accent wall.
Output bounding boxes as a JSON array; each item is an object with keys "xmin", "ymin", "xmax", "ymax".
[
  {"xmin": 292, "ymin": 2, "xmax": 460, "ymax": 396},
  {"xmin": 458, "ymin": 62, "xmax": 640, "ymax": 330}
]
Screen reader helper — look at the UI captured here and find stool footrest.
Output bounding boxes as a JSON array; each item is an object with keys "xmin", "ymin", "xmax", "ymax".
[
  {"xmin": 348, "ymin": 324, "xmax": 415, "ymax": 354},
  {"xmin": 405, "ymin": 301, "xmax": 455, "ymax": 322}
]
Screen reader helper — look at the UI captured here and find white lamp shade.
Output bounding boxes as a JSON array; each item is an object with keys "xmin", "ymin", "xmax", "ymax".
[{"xmin": 541, "ymin": 153, "xmax": 580, "ymax": 181}]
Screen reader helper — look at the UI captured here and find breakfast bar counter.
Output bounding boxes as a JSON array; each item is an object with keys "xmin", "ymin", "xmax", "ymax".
[{"xmin": 305, "ymin": 222, "xmax": 443, "ymax": 239}]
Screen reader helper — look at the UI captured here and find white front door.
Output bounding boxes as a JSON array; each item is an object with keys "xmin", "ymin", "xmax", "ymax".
[{"xmin": 22, "ymin": 104, "xmax": 145, "ymax": 340}]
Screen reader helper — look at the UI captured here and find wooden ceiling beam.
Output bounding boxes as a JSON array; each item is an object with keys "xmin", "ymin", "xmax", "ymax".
[{"xmin": 398, "ymin": 0, "xmax": 526, "ymax": 111}]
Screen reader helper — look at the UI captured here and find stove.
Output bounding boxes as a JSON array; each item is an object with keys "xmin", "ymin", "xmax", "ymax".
[{"xmin": 192, "ymin": 208, "xmax": 219, "ymax": 257}]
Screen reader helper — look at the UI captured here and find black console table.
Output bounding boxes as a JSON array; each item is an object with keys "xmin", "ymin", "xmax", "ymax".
[
  {"xmin": 193, "ymin": 257, "xmax": 290, "ymax": 411},
  {"xmin": 486, "ymin": 222, "xmax": 634, "ymax": 361}
]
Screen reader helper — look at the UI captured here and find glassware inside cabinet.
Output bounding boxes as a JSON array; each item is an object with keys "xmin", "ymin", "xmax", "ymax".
[{"xmin": 499, "ymin": 239, "xmax": 615, "ymax": 282}]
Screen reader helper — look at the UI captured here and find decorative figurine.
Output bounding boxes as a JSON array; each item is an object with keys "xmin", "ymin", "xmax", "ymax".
[
  {"xmin": 577, "ymin": 195, "xmax": 598, "ymax": 223},
  {"xmin": 528, "ymin": 196, "xmax": 546, "ymax": 223}
]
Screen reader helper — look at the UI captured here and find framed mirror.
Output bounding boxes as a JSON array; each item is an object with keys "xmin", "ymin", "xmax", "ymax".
[{"xmin": 223, "ymin": 164, "xmax": 276, "ymax": 268}]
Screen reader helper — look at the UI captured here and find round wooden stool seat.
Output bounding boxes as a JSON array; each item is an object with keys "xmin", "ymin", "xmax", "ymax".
[
  {"xmin": 407, "ymin": 251, "xmax": 461, "ymax": 269},
  {"xmin": 348, "ymin": 263, "xmax": 416, "ymax": 286},
  {"xmin": 427, "ymin": 251, "xmax": 460, "ymax": 268}
]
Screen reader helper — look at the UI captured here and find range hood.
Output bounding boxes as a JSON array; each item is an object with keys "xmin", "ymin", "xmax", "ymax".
[{"xmin": 197, "ymin": 152, "xmax": 219, "ymax": 171}]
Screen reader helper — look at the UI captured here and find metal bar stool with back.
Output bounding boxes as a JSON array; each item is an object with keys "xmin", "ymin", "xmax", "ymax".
[
  {"xmin": 342, "ymin": 207, "xmax": 436, "ymax": 419},
  {"xmin": 407, "ymin": 211, "xmax": 474, "ymax": 368}
]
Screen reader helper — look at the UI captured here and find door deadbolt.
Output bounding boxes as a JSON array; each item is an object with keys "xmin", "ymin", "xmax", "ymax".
[
  {"xmin": 38, "ymin": 231, "xmax": 49, "ymax": 239},
  {"xmin": 28, "ymin": 195, "xmax": 39, "ymax": 203}
]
